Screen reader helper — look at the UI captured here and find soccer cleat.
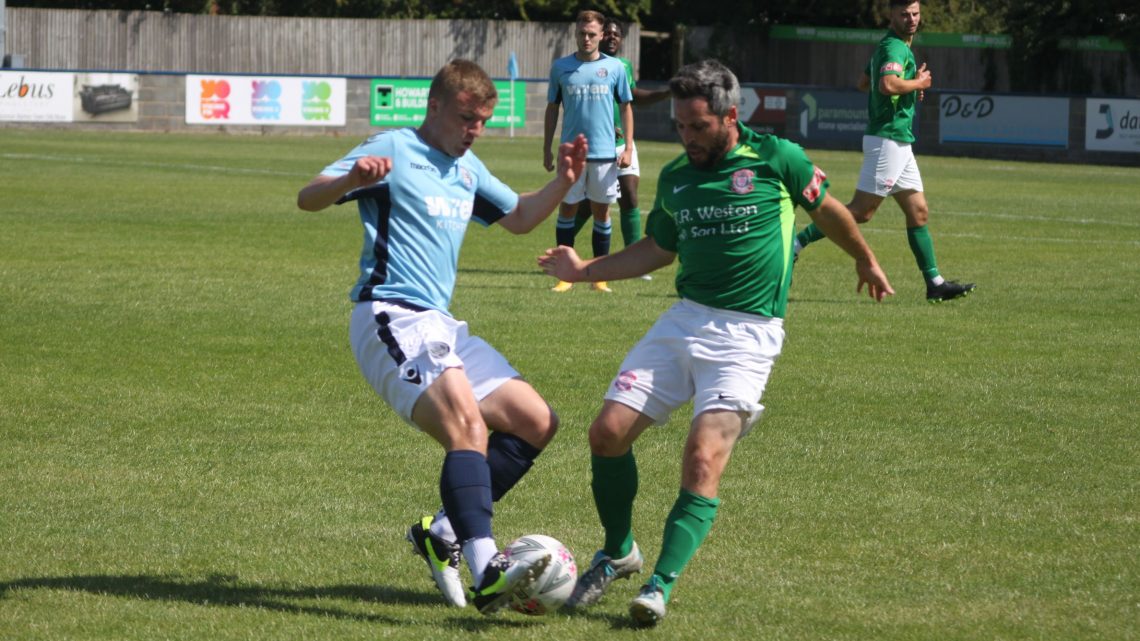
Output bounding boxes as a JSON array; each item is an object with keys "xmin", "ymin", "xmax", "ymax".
[
  {"xmin": 564, "ymin": 542, "xmax": 643, "ymax": 608},
  {"xmin": 551, "ymin": 280, "xmax": 574, "ymax": 293},
  {"xmin": 926, "ymin": 280, "xmax": 976, "ymax": 303},
  {"xmin": 628, "ymin": 575, "xmax": 667, "ymax": 627},
  {"xmin": 406, "ymin": 516, "xmax": 466, "ymax": 607},
  {"xmin": 469, "ymin": 550, "xmax": 551, "ymax": 615},
  {"xmin": 592, "ymin": 281, "xmax": 613, "ymax": 293}
]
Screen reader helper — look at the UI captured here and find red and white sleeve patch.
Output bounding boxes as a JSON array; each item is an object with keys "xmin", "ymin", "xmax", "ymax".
[
  {"xmin": 880, "ymin": 61, "xmax": 904, "ymax": 74},
  {"xmin": 802, "ymin": 166, "xmax": 827, "ymax": 203}
]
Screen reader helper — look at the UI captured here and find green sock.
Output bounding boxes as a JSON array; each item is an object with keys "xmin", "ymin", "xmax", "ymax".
[
  {"xmin": 620, "ymin": 207, "xmax": 642, "ymax": 247},
  {"xmin": 651, "ymin": 488, "xmax": 720, "ymax": 602},
  {"xmin": 906, "ymin": 224, "xmax": 941, "ymax": 281},
  {"xmin": 591, "ymin": 450, "xmax": 638, "ymax": 558},
  {"xmin": 796, "ymin": 223, "xmax": 826, "ymax": 247}
]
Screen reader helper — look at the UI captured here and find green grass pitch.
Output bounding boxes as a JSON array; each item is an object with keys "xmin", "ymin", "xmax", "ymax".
[{"xmin": 1, "ymin": 129, "xmax": 1137, "ymax": 640}]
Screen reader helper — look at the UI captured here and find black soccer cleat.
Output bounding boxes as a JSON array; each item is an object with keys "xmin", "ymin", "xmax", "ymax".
[{"xmin": 926, "ymin": 280, "xmax": 976, "ymax": 303}]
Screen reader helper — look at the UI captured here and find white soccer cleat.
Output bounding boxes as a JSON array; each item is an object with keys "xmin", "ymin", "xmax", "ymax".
[{"xmin": 565, "ymin": 542, "xmax": 643, "ymax": 608}]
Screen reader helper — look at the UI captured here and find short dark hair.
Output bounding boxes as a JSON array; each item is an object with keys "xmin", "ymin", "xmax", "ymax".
[
  {"xmin": 669, "ymin": 59, "xmax": 740, "ymax": 117},
  {"xmin": 889, "ymin": 0, "xmax": 919, "ymax": 7},
  {"xmin": 603, "ymin": 18, "xmax": 625, "ymax": 37}
]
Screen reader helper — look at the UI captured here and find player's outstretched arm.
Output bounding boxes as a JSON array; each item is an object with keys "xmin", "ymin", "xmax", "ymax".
[
  {"xmin": 806, "ymin": 194, "xmax": 895, "ymax": 302},
  {"xmin": 297, "ymin": 156, "xmax": 392, "ymax": 211},
  {"xmin": 538, "ymin": 236, "xmax": 674, "ymax": 283},
  {"xmin": 500, "ymin": 134, "xmax": 588, "ymax": 234}
]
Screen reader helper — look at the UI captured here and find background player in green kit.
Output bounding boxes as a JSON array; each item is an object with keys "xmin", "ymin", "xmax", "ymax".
[
  {"xmin": 539, "ymin": 59, "xmax": 894, "ymax": 627},
  {"xmin": 794, "ymin": 0, "xmax": 976, "ymax": 303}
]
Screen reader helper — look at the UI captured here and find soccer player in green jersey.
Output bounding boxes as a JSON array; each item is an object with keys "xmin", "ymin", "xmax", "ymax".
[
  {"xmin": 794, "ymin": 0, "xmax": 976, "ymax": 303},
  {"xmin": 539, "ymin": 59, "xmax": 894, "ymax": 627}
]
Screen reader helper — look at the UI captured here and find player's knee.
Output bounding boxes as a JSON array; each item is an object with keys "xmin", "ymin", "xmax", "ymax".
[
  {"xmin": 681, "ymin": 446, "xmax": 725, "ymax": 495},
  {"xmin": 587, "ymin": 415, "xmax": 629, "ymax": 456},
  {"xmin": 848, "ymin": 204, "xmax": 877, "ymax": 224}
]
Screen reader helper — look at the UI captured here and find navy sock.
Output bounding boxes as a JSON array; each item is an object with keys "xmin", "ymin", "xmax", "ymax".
[
  {"xmin": 592, "ymin": 220, "xmax": 612, "ymax": 258},
  {"xmin": 439, "ymin": 450, "xmax": 493, "ymax": 543},
  {"xmin": 555, "ymin": 216, "xmax": 577, "ymax": 248},
  {"xmin": 486, "ymin": 432, "xmax": 543, "ymax": 502}
]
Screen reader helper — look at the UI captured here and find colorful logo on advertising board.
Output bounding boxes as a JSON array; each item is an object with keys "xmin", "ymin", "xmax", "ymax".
[
  {"xmin": 301, "ymin": 81, "xmax": 333, "ymax": 121},
  {"xmin": 251, "ymin": 80, "xmax": 282, "ymax": 120},
  {"xmin": 199, "ymin": 79, "xmax": 231, "ymax": 120},
  {"xmin": 185, "ymin": 75, "xmax": 345, "ymax": 126}
]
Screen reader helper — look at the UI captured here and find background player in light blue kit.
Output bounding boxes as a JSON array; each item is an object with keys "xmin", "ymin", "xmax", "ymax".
[
  {"xmin": 297, "ymin": 59, "xmax": 587, "ymax": 614},
  {"xmin": 544, "ymin": 9, "xmax": 633, "ymax": 293}
]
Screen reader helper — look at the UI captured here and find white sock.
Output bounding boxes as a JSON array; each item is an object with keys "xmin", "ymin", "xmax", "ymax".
[
  {"xmin": 429, "ymin": 509, "xmax": 457, "ymax": 543},
  {"xmin": 464, "ymin": 537, "xmax": 499, "ymax": 586},
  {"xmin": 929, "ymin": 275, "xmax": 946, "ymax": 286}
]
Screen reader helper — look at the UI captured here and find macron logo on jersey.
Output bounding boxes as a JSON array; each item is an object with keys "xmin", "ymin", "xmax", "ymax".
[{"xmin": 802, "ymin": 166, "xmax": 827, "ymax": 203}]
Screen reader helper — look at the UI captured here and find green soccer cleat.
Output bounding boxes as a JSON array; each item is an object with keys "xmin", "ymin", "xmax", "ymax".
[{"xmin": 469, "ymin": 550, "xmax": 550, "ymax": 615}]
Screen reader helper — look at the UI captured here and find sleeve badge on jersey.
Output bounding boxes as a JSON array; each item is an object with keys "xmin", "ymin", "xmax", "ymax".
[
  {"xmin": 731, "ymin": 169, "xmax": 755, "ymax": 194},
  {"xmin": 880, "ymin": 61, "xmax": 904, "ymax": 74},
  {"xmin": 802, "ymin": 166, "xmax": 827, "ymax": 203}
]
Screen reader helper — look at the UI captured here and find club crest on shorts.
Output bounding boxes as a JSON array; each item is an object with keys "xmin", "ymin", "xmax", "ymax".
[
  {"xmin": 427, "ymin": 341, "xmax": 451, "ymax": 359},
  {"xmin": 731, "ymin": 169, "xmax": 755, "ymax": 194},
  {"xmin": 614, "ymin": 370, "xmax": 637, "ymax": 392}
]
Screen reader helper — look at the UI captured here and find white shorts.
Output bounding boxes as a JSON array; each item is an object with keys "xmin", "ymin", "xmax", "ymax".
[
  {"xmin": 617, "ymin": 143, "xmax": 640, "ymax": 178},
  {"xmin": 856, "ymin": 135, "xmax": 924, "ymax": 197},
  {"xmin": 564, "ymin": 159, "xmax": 619, "ymax": 205},
  {"xmin": 349, "ymin": 301, "xmax": 518, "ymax": 426},
  {"xmin": 604, "ymin": 299, "xmax": 785, "ymax": 434}
]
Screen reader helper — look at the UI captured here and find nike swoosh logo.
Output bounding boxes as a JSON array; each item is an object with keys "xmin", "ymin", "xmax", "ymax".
[{"xmin": 673, "ymin": 184, "xmax": 690, "ymax": 194}]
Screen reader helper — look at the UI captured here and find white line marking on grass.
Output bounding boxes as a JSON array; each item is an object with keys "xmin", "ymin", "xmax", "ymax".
[
  {"xmin": 941, "ymin": 210, "xmax": 1140, "ymax": 228},
  {"xmin": 861, "ymin": 227, "xmax": 1140, "ymax": 246},
  {"xmin": 1, "ymin": 153, "xmax": 310, "ymax": 178}
]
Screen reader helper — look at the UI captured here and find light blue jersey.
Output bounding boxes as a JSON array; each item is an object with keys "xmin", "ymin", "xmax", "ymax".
[
  {"xmin": 321, "ymin": 128, "xmax": 520, "ymax": 314},
  {"xmin": 547, "ymin": 53, "xmax": 632, "ymax": 161}
]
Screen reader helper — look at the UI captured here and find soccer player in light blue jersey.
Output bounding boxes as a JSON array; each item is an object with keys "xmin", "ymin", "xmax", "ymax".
[
  {"xmin": 544, "ymin": 10, "xmax": 634, "ymax": 293},
  {"xmin": 297, "ymin": 59, "xmax": 587, "ymax": 615}
]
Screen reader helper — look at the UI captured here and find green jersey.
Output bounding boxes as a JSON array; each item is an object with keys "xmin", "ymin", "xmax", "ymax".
[
  {"xmin": 646, "ymin": 124, "xmax": 829, "ymax": 319},
  {"xmin": 614, "ymin": 56, "xmax": 635, "ymax": 146},
  {"xmin": 866, "ymin": 30, "xmax": 917, "ymax": 143}
]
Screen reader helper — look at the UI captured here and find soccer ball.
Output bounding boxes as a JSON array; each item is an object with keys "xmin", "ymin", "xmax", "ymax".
[{"xmin": 503, "ymin": 534, "xmax": 577, "ymax": 615}]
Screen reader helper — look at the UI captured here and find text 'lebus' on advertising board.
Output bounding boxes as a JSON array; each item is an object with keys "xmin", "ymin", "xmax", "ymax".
[{"xmin": 185, "ymin": 76, "xmax": 346, "ymax": 126}]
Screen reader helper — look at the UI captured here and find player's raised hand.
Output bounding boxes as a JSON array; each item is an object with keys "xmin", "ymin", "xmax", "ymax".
[
  {"xmin": 854, "ymin": 259, "xmax": 895, "ymax": 302},
  {"xmin": 538, "ymin": 245, "xmax": 586, "ymax": 283},
  {"xmin": 554, "ymin": 134, "xmax": 588, "ymax": 186},
  {"xmin": 349, "ymin": 156, "xmax": 393, "ymax": 187}
]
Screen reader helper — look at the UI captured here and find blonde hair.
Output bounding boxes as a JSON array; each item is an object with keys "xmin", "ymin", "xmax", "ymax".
[
  {"xmin": 576, "ymin": 10, "xmax": 605, "ymax": 28},
  {"xmin": 428, "ymin": 59, "xmax": 498, "ymax": 106}
]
